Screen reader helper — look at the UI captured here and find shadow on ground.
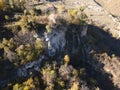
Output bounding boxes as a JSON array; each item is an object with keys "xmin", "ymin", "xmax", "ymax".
[
  {"xmin": 0, "ymin": 24, "xmax": 120, "ymax": 90},
  {"xmin": 83, "ymin": 25, "xmax": 120, "ymax": 90},
  {"xmin": 88, "ymin": 25, "xmax": 120, "ymax": 56}
]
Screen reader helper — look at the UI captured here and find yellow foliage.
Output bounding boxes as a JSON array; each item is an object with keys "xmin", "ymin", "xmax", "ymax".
[
  {"xmin": 25, "ymin": 43, "xmax": 31, "ymax": 50},
  {"xmin": 57, "ymin": 79, "xmax": 65, "ymax": 87},
  {"xmin": 7, "ymin": 38, "xmax": 14, "ymax": 48},
  {"xmin": 29, "ymin": 10, "xmax": 35, "ymax": 16},
  {"xmin": 34, "ymin": 77, "xmax": 39, "ymax": 82},
  {"xmin": 13, "ymin": 83, "xmax": 20, "ymax": 90},
  {"xmin": 18, "ymin": 15, "xmax": 29, "ymax": 28},
  {"xmin": 0, "ymin": 43, "xmax": 4, "ymax": 48},
  {"xmin": 5, "ymin": 15, "xmax": 10, "ymax": 20},
  {"xmin": 0, "ymin": 0, "xmax": 6, "ymax": 10},
  {"xmin": 64, "ymin": 55, "xmax": 70, "ymax": 63},
  {"xmin": 72, "ymin": 69, "xmax": 78, "ymax": 77},
  {"xmin": 23, "ymin": 86, "xmax": 30, "ymax": 90},
  {"xmin": 24, "ymin": 78, "xmax": 33, "ymax": 85},
  {"xmin": 0, "ymin": 38, "xmax": 14, "ymax": 49},
  {"xmin": 35, "ymin": 38, "xmax": 45, "ymax": 50},
  {"xmin": 57, "ymin": 5, "xmax": 64, "ymax": 13},
  {"xmin": 26, "ymin": 54, "xmax": 34, "ymax": 61},
  {"xmin": 69, "ymin": 9, "xmax": 78, "ymax": 17},
  {"xmin": 23, "ymin": 78, "xmax": 35, "ymax": 88},
  {"xmin": 2, "ymin": 38, "xmax": 8, "ymax": 45},
  {"xmin": 79, "ymin": 6, "xmax": 86, "ymax": 11},
  {"xmin": 46, "ymin": 25, "xmax": 52, "ymax": 33},
  {"xmin": 16, "ymin": 45, "xmax": 24, "ymax": 56},
  {"xmin": 14, "ymin": 36, "xmax": 45, "ymax": 65},
  {"xmin": 13, "ymin": 77, "xmax": 38, "ymax": 90},
  {"xmin": 24, "ymin": 9, "xmax": 27, "ymax": 15},
  {"xmin": 70, "ymin": 82, "xmax": 79, "ymax": 90}
]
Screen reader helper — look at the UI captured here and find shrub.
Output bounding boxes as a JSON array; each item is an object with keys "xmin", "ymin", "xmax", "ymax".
[
  {"xmin": 13, "ymin": 77, "xmax": 40, "ymax": 90},
  {"xmin": 4, "ymin": 15, "xmax": 10, "ymax": 21}
]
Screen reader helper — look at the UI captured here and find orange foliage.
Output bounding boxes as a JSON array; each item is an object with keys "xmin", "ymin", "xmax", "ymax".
[{"xmin": 0, "ymin": 0, "xmax": 6, "ymax": 10}]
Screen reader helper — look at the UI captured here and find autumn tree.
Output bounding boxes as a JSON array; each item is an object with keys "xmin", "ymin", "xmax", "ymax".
[{"xmin": 0, "ymin": 0, "xmax": 6, "ymax": 10}]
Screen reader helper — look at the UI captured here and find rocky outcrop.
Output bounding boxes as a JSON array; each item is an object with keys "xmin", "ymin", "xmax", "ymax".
[
  {"xmin": 95, "ymin": 0, "xmax": 120, "ymax": 16},
  {"xmin": 91, "ymin": 53, "xmax": 120, "ymax": 88},
  {"xmin": 99, "ymin": 53, "xmax": 120, "ymax": 88}
]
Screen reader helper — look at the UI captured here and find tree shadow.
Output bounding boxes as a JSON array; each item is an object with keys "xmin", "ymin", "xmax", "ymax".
[
  {"xmin": 0, "ymin": 27, "xmax": 14, "ymax": 41},
  {"xmin": 83, "ymin": 24, "xmax": 120, "ymax": 90},
  {"xmin": 88, "ymin": 25, "xmax": 120, "ymax": 56}
]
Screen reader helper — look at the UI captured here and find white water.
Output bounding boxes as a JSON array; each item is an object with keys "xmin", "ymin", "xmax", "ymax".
[{"xmin": 44, "ymin": 29, "xmax": 66, "ymax": 56}]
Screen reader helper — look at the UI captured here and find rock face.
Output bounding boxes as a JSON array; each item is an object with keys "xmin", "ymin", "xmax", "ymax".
[
  {"xmin": 44, "ymin": 29, "xmax": 66, "ymax": 56},
  {"xmin": 95, "ymin": 53, "xmax": 120, "ymax": 88},
  {"xmin": 95, "ymin": 0, "xmax": 120, "ymax": 16}
]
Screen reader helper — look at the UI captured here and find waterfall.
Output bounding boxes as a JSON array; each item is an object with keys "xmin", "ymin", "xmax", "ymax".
[
  {"xmin": 66, "ymin": 33, "xmax": 69, "ymax": 53},
  {"xmin": 78, "ymin": 33, "xmax": 81, "ymax": 46},
  {"xmin": 0, "ymin": 22, "xmax": 88, "ymax": 88},
  {"xmin": 72, "ymin": 32, "xmax": 75, "ymax": 53},
  {"xmin": 81, "ymin": 25, "xmax": 88, "ymax": 37},
  {"xmin": 44, "ymin": 29, "xmax": 66, "ymax": 56}
]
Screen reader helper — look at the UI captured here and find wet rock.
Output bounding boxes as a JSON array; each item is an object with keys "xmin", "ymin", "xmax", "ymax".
[
  {"xmin": 44, "ymin": 29, "xmax": 66, "ymax": 56},
  {"xmin": 0, "ymin": 56, "xmax": 45, "ymax": 88},
  {"xmin": 17, "ymin": 55, "xmax": 45, "ymax": 77}
]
